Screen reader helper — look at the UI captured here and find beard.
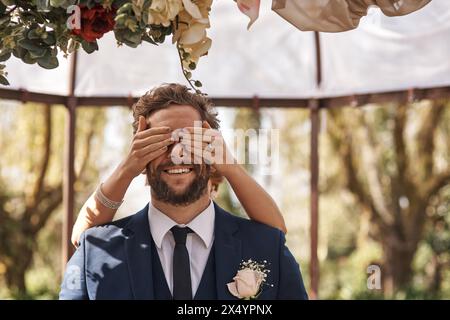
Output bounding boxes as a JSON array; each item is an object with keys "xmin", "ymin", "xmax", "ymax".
[{"xmin": 147, "ymin": 161, "xmax": 211, "ymax": 206}]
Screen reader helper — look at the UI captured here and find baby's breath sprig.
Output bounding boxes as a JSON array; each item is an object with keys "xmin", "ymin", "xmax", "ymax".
[{"xmin": 240, "ymin": 259, "xmax": 273, "ymax": 292}]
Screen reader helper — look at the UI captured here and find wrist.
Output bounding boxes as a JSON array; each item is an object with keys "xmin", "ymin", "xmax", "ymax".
[
  {"xmin": 116, "ymin": 161, "xmax": 136, "ymax": 182},
  {"xmin": 215, "ymin": 162, "xmax": 240, "ymax": 178}
]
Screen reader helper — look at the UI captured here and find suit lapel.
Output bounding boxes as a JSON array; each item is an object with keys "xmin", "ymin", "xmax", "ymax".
[
  {"xmin": 213, "ymin": 202, "xmax": 242, "ymax": 300},
  {"xmin": 123, "ymin": 204, "xmax": 155, "ymax": 300}
]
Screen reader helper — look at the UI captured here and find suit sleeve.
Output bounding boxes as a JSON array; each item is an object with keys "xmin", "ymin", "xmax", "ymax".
[
  {"xmin": 59, "ymin": 232, "xmax": 89, "ymax": 300},
  {"xmin": 276, "ymin": 231, "xmax": 309, "ymax": 300}
]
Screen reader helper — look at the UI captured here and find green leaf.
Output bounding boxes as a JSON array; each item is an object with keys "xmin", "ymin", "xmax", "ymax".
[
  {"xmin": 27, "ymin": 29, "xmax": 41, "ymax": 40},
  {"xmin": 18, "ymin": 39, "xmax": 46, "ymax": 53},
  {"xmin": 194, "ymin": 80, "xmax": 202, "ymax": 88},
  {"xmin": 0, "ymin": 74, "xmax": 9, "ymax": 86},
  {"xmin": 37, "ymin": 54, "xmax": 59, "ymax": 69},
  {"xmin": 13, "ymin": 46, "xmax": 27, "ymax": 60},
  {"xmin": 35, "ymin": 0, "xmax": 51, "ymax": 12},
  {"xmin": 29, "ymin": 47, "xmax": 48, "ymax": 59},
  {"xmin": 81, "ymin": 40, "xmax": 99, "ymax": 54},
  {"xmin": 1, "ymin": 1, "xmax": 16, "ymax": 7},
  {"xmin": 0, "ymin": 51, "xmax": 11, "ymax": 62},
  {"xmin": 42, "ymin": 33, "xmax": 56, "ymax": 46},
  {"xmin": 22, "ymin": 52, "xmax": 38, "ymax": 64},
  {"xmin": 142, "ymin": 34, "xmax": 158, "ymax": 45},
  {"xmin": 0, "ymin": 2, "xmax": 5, "ymax": 14},
  {"xmin": 0, "ymin": 15, "xmax": 10, "ymax": 25},
  {"xmin": 117, "ymin": 2, "xmax": 133, "ymax": 14}
]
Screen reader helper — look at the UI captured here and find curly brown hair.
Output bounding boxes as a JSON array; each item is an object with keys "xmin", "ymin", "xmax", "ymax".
[{"xmin": 132, "ymin": 83, "xmax": 220, "ymax": 134}]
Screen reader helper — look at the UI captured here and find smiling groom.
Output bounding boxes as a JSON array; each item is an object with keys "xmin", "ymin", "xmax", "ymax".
[{"xmin": 59, "ymin": 84, "xmax": 308, "ymax": 300}]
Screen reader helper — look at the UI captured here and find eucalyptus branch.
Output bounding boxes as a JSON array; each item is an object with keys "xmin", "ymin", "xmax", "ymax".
[{"xmin": 177, "ymin": 43, "xmax": 201, "ymax": 94}]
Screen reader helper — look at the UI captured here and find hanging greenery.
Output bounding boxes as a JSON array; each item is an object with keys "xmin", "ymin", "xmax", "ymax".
[{"xmin": 0, "ymin": 0, "xmax": 219, "ymax": 92}]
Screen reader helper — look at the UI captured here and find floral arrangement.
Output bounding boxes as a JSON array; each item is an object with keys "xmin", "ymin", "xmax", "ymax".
[
  {"xmin": 227, "ymin": 259, "xmax": 272, "ymax": 299},
  {"xmin": 0, "ymin": 0, "xmax": 260, "ymax": 91}
]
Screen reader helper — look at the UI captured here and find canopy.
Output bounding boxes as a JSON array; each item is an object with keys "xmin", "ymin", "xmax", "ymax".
[{"xmin": 5, "ymin": 0, "xmax": 450, "ymax": 99}]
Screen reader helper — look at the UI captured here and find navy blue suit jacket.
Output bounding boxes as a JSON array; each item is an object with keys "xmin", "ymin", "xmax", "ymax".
[{"xmin": 59, "ymin": 202, "xmax": 308, "ymax": 300}]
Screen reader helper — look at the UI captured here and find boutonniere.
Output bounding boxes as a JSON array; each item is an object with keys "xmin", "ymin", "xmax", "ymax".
[{"xmin": 227, "ymin": 259, "xmax": 272, "ymax": 300}]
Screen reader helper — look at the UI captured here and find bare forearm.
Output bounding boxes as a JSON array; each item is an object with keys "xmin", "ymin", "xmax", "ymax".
[
  {"xmin": 71, "ymin": 162, "xmax": 133, "ymax": 246},
  {"xmin": 221, "ymin": 164, "xmax": 287, "ymax": 234}
]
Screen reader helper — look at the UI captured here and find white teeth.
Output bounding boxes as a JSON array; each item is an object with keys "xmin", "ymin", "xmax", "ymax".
[{"xmin": 166, "ymin": 168, "xmax": 191, "ymax": 174}]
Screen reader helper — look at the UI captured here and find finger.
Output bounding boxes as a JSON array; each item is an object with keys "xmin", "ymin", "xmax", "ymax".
[
  {"xmin": 183, "ymin": 144, "xmax": 215, "ymax": 159},
  {"xmin": 136, "ymin": 138, "xmax": 174, "ymax": 156},
  {"xmin": 180, "ymin": 134, "xmax": 213, "ymax": 143},
  {"xmin": 137, "ymin": 116, "xmax": 147, "ymax": 133},
  {"xmin": 182, "ymin": 127, "xmax": 220, "ymax": 139},
  {"xmin": 188, "ymin": 149, "xmax": 214, "ymax": 165},
  {"xmin": 134, "ymin": 133, "xmax": 173, "ymax": 149},
  {"xmin": 142, "ymin": 145, "xmax": 169, "ymax": 164},
  {"xmin": 183, "ymin": 139, "xmax": 210, "ymax": 147},
  {"xmin": 135, "ymin": 126, "xmax": 171, "ymax": 139}
]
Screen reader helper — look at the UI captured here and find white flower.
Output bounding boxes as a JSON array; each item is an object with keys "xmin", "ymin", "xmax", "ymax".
[
  {"xmin": 227, "ymin": 268, "xmax": 265, "ymax": 299},
  {"xmin": 172, "ymin": 0, "xmax": 213, "ymax": 70},
  {"xmin": 147, "ymin": 0, "xmax": 183, "ymax": 27},
  {"xmin": 227, "ymin": 259, "xmax": 271, "ymax": 299}
]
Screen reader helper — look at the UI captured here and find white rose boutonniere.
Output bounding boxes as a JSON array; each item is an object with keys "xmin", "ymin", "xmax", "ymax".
[{"xmin": 227, "ymin": 259, "xmax": 272, "ymax": 300}]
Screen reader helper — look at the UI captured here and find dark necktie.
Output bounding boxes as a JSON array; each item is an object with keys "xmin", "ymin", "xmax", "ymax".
[{"xmin": 171, "ymin": 226, "xmax": 193, "ymax": 300}]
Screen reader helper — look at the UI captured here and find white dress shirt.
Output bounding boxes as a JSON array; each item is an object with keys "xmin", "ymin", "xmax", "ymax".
[{"xmin": 148, "ymin": 200, "xmax": 215, "ymax": 297}]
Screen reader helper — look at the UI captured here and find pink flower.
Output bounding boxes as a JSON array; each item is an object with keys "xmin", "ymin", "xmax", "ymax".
[{"xmin": 227, "ymin": 268, "xmax": 265, "ymax": 299}]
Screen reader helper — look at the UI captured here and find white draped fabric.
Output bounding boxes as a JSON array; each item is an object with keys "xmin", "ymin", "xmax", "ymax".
[
  {"xmin": 272, "ymin": 0, "xmax": 431, "ymax": 32},
  {"xmin": 4, "ymin": 0, "xmax": 450, "ymax": 99}
]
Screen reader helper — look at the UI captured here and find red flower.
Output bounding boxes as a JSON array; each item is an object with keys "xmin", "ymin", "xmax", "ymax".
[{"xmin": 72, "ymin": 5, "xmax": 116, "ymax": 43}]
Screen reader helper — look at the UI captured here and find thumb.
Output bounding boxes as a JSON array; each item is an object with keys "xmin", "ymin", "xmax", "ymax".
[{"xmin": 137, "ymin": 116, "xmax": 147, "ymax": 133}]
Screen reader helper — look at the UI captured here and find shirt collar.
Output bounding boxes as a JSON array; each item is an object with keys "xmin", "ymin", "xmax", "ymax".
[{"xmin": 148, "ymin": 200, "xmax": 215, "ymax": 249}]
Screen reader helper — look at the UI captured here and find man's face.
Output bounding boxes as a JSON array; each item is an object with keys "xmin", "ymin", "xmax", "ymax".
[{"xmin": 146, "ymin": 104, "xmax": 211, "ymax": 205}]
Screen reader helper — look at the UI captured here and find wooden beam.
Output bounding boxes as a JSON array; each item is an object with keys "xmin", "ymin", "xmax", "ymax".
[
  {"xmin": 309, "ymin": 31, "xmax": 322, "ymax": 300},
  {"xmin": 62, "ymin": 52, "xmax": 78, "ymax": 270},
  {"xmin": 309, "ymin": 100, "xmax": 320, "ymax": 300},
  {"xmin": 1, "ymin": 86, "xmax": 450, "ymax": 109}
]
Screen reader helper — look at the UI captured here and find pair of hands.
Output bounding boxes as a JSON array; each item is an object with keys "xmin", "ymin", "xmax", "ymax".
[{"xmin": 120, "ymin": 116, "xmax": 235, "ymax": 181}]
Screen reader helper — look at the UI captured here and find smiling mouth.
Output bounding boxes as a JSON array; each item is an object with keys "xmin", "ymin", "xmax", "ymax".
[{"xmin": 163, "ymin": 167, "xmax": 194, "ymax": 175}]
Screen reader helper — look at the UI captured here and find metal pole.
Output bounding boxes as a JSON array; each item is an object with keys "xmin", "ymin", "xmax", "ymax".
[
  {"xmin": 62, "ymin": 51, "xmax": 78, "ymax": 270},
  {"xmin": 309, "ymin": 31, "xmax": 322, "ymax": 299}
]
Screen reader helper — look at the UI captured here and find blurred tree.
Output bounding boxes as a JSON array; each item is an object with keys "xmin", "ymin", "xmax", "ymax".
[
  {"xmin": 326, "ymin": 100, "xmax": 450, "ymax": 295},
  {"xmin": 215, "ymin": 107, "xmax": 261, "ymax": 216},
  {"xmin": 423, "ymin": 185, "xmax": 450, "ymax": 296},
  {"xmin": 0, "ymin": 103, "xmax": 105, "ymax": 298}
]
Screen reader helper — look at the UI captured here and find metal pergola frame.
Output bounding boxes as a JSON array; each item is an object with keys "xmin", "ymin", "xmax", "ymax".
[{"xmin": 1, "ymin": 32, "xmax": 450, "ymax": 299}]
